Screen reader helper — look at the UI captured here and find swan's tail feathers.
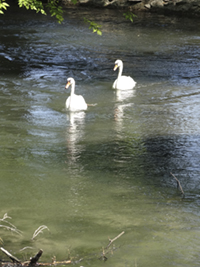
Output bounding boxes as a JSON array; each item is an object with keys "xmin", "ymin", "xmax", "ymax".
[{"xmin": 87, "ymin": 103, "xmax": 98, "ymax": 107}]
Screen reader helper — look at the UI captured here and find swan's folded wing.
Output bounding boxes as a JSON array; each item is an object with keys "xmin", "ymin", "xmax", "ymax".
[{"xmin": 113, "ymin": 76, "xmax": 136, "ymax": 90}]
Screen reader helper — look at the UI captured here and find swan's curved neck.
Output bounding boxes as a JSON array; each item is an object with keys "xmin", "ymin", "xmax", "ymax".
[
  {"xmin": 117, "ymin": 63, "xmax": 123, "ymax": 79},
  {"xmin": 70, "ymin": 81, "xmax": 75, "ymax": 95}
]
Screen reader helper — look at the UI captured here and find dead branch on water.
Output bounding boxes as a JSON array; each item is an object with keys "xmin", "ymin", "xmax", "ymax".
[
  {"xmin": 0, "ymin": 230, "xmax": 125, "ymax": 266},
  {"xmin": 105, "ymin": 231, "xmax": 125, "ymax": 250},
  {"xmin": 100, "ymin": 231, "xmax": 125, "ymax": 261},
  {"xmin": 0, "ymin": 248, "xmax": 71, "ymax": 266},
  {"xmin": 1, "ymin": 247, "xmax": 21, "ymax": 263},
  {"xmin": 29, "ymin": 249, "xmax": 43, "ymax": 265},
  {"xmin": 0, "ymin": 214, "xmax": 125, "ymax": 266},
  {"xmin": 170, "ymin": 172, "xmax": 185, "ymax": 196}
]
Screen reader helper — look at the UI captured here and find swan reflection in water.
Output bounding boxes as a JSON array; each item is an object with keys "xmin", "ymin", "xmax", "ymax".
[
  {"xmin": 66, "ymin": 111, "xmax": 86, "ymax": 163},
  {"xmin": 114, "ymin": 88, "xmax": 136, "ymax": 133},
  {"xmin": 115, "ymin": 88, "xmax": 136, "ymax": 102}
]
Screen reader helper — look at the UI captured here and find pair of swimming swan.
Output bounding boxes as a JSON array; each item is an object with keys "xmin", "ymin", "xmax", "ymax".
[{"xmin": 65, "ymin": 59, "xmax": 136, "ymax": 112}]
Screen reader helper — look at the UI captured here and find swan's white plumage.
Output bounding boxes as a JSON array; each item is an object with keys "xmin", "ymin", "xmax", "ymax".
[
  {"xmin": 112, "ymin": 59, "xmax": 136, "ymax": 90},
  {"xmin": 65, "ymin": 77, "xmax": 87, "ymax": 112}
]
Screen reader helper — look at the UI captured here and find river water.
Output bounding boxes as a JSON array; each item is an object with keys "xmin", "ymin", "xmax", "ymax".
[{"xmin": 1, "ymin": 5, "xmax": 200, "ymax": 267}]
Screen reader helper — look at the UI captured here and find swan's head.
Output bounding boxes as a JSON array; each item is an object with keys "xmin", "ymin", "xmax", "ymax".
[
  {"xmin": 65, "ymin": 77, "xmax": 75, "ymax": 89},
  {"xmin": 113, "ymin": 59, "xmax": 123, "ymax": 71}
]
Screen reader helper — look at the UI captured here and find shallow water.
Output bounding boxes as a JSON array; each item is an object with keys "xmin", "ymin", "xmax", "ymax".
[{"xmin": 1, "ymin": 5, "xmax": 200, "ymax": 267}]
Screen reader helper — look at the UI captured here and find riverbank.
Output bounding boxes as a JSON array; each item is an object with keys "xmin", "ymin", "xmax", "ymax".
[{"xmin": 62, "ymin": 0, "xmax": 200, "ymax": 16}]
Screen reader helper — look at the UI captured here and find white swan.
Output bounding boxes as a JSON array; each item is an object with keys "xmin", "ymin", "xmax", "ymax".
[
  {"xmin": 65, "ymin": 77, "xmax": 88, "ymax": 112},
  {"xmin": 112, "ymin": 59, "xmax": 136, "ymax": 90}
]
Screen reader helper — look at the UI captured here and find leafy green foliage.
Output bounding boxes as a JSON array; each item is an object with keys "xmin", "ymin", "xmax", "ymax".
[
  {"xmin": 0, "ymin": 0, "xmax": 9, "ymax": 14},
  {"xmin": 46, "ymin": 0, "xmax": 63, "ymax": 24},
  {"xmin": 84, "ymin": 17, "xmax": 102, "ymax": 35},
  {"xmin": 18, "ymin": 0, "xmax": 46, "ymax": 14},
  {"xmin": 123, "ymin": 11, "xmax": 137, "ymax": 23},
  {"xmin": 0, "ymin": 0, "xmax": 101, "ymax": 33},
  {"xmin": 1, "ymin": 0, "xmax": 64, "ymax": 23}
]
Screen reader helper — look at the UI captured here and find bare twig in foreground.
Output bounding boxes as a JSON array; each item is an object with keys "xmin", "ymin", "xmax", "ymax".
[
  {"xmin": 51, "ymin": 256, "xmax": 72, "ymax": 266},
  {"xmin": 29, "ymin": 249, "xmax": 43, "ymax": 264},
  {"xmin": 170, "ymin": 172, "xmax": 184, "ymax": 196},
  {"xmin": 105, "ymin": 231, "xmax": 125, "ymax": 250},
  {"xmin": 0, "ymin": 248, "xmax": 71, "ymax": 266},
  {"xmin": 32, "ymin": 225, "xmax": 49, "ymax": 240},
  {"xmin": 100, "ymin": 231, "xmax": 125, "ymax": 261},
  {"xmin": 0, "ymin": 247, "xmax": 21, "ymax": 263}
]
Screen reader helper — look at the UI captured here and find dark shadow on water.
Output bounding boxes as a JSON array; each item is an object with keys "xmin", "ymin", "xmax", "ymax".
[{"xmin": 72, "ymin": 134, "xmax": 200, "ymax": 199}]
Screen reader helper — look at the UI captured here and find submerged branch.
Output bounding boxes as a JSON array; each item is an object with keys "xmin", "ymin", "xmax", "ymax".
[
  {"xmin": 105, "ymin": 231, "xmax": 125, "ymax": 250},
  {"xmin": 170, "ymin": 172, "xmax": 185, "ymax": 196},
  {"xmin": 100, "ymin": 231, "xmax": 125, "ymax": 261}
]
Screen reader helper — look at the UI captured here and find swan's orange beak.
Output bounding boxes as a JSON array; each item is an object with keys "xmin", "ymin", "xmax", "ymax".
[
  {"xmin": 65, "ymin": 81, "xmax": 71, "ymax": 89},
  {"xmin": 113, "ymin": 64, "xmax": 118, "ymax": 71}
]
